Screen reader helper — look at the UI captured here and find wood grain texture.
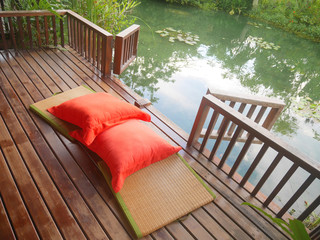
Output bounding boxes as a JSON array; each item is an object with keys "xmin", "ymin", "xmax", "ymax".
[{"xmin": 0, "ymin": 46, "xmax": 295, "ymax": 240}]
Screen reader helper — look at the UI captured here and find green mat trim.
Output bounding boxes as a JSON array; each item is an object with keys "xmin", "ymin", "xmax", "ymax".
[
  {"xmin": 29, "ymin": 104, "xmax": 75, "ymax": 142},
  {"xmin": 97, "ymin": 162, "xmax": 143, "ymax": 238},
  {"xmin": 177, "ymin": 153, "xmax": 216, "ymax": 200}
]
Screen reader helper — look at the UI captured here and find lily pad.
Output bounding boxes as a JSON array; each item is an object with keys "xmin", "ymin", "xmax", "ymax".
[
  {"xmin": 155, "ymin": 27, "xmax": 200, "ymax": 46},
  {"xmin": 246, "ymin": 35, "xmax": 281, "ymax": 51}
]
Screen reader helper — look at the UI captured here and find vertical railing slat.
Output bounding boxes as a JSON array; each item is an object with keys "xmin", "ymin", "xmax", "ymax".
[
  {"xmin": 263, "ymin": 163, "xmax": 298, "ymax": 207},
  {"xmin": 251, "ymin": 153, "xmax": 283, "ymax": 196},
  {"xmin": 199, "ymin": 110, "xmax": 219, "ymax": 153},
  {"xmin": 26, "ymin": 17, "xmax": 33, "ymax": 48},
  {"xmin": 227, "ymin": 102, "xmax": 246, "ymax": 136},
  {"xmin": 0, "ymin": 17, "xmax": 7, "ymax": 50},
  {"xmin": 254, "ymin": 106, "xmax": 267, "ymax": 124},
  {"xmin": 60, "ymin": 18, "xmax": 64, "ymax": 47},
  {"xmin": 35, "ymin": 16, "xmax": 41, "ymax": 46},
  {"xmin": 44, "ymin": 16, "xmax": 49, "ymax": 45},
  {"xmin": 85, "ymin": 26, "xmax": 88, "ymax": 59},
  {"xmin": 74, "ymin": 18, "xmax": 78, "ymax": 52},
  {"xmin": 228, "ymin": 134, "xmax": 255, "ymax": 177},
  {"xmin": 187, "ymin": 100, "xmax": 210, "ymax": 146},
  {"xmin": 77, "ymin": 19, "xmax": 80, "ymax": 53},
  {"xmin": 71, "ymin": 16, "xmax": 75, "ymax": 48},
  {"xmin": 239, "ymin": 143, "xmax": 269, "ymax": 187},
  {"xmin": 52, "ymin": 16, "xmax": 57, "ymax": 46},
  {"xmin": 80, "ymin": 22, "xmax": 83, "ymax": 56},
  {"xmin": 8, "ymin": 17, "xmax": 17, "ymax": 49},
  {"xmin": 276, "ymin": 175, "xmax": 315, "ymax": 218},
  {"xmin": 88, "ymin": 28, "xmax": 92, "ymax": 62},
  {"xmin": 92, "ymin": 31, "xmax": 96, "ymax": 67},
  {"xmin": 67, "ymin": 15, "xmax": 71, "ymax": 46},
  {"xmin": 217, "ymin": 101, "xmax": 235, "ymax": 134},
  {"xmin": 101, "ymin": 36, "xmax": 106, "ymax": 75},
  {"xmin": 298, "ymin": 195, "xmax": 320, "ymax": 221},
  {"xmin": 208, "ymin": 118, "xmax": 230, "ymax": 161},
  {"xmin": 218, "ymin": 125, "xmax": 242, "ymax": 168},
  {"xmin": 96, "ymin": 34, "xmax": 101, "ymax": 70},
  {"xmin": 17, "ymin": 17, "xmax": 24, "ymax": 49}
]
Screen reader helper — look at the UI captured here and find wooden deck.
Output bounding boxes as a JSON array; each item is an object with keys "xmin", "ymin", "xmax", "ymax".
[{"xmin": 0, "ymin": 46, "xmax": 292, "ymax": 240}]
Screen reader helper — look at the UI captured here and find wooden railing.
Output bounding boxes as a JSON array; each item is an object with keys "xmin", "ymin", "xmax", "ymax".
[
  {"xmin": 66, "ymin": 11, "xmax": 113, "ymax": 76},
  {"xmin": 188, "ymin": 93, "xmax": 320, "ymax": 229},
  {"xmin": 0, "ymin": 10, "xmax": 67, "ymax": 50},
  {"xmin": 0, "ymin": 10, "xmax": 139, "ymax": 76},
  {"xmin": 201, "ymin": 88, "xmax": 285, "ymax": 144},
  {"xmin": 113, "ymin": 24, "xmax": 140, "ymax": 75}
]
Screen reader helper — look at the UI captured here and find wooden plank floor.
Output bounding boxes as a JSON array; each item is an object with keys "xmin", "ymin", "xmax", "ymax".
[{"xmin": 0, "ymin": 46, "xmax": 290, "ymax": 240}]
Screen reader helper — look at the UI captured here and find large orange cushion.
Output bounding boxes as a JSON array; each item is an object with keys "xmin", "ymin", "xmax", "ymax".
[
  {"xmin": 47, "ymin": 92, "xmax": 151, "ymax": 145},
  {"xmin": 75, "ymin": 120, "xmax": 182, "ymax": 192}
]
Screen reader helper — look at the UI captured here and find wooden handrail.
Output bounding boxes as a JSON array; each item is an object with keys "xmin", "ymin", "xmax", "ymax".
[
  {"xmin": 0, "ymin": 10, "xmax": 114, "ymax": 76},
  {"xmin": 0, "ymin": 10, "xmax": 139, "ymax": 76},
  {"xmin": 0, "ymin": 10, "xmax": 66, "ymax": 50},
  {"xmin": 200, "ymin": 89, "xmax": 285, "ymax": 145},
  {"xmin": 188, "ymin": 93, "xmax": 320, "ymax": 222},
  {"xmin": 65, "ymin": 10, "xmax": 113, "ymax": 76},
  {"xmin": 113, "ymin": 24, "xmax": 140, "ymax": 75},
  {"xmin": 0, "ymin": 10, "xmax": 67, "ymax": 17}
]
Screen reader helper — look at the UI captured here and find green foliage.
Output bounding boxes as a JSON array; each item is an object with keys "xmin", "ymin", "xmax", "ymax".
[
  {"xmin": 249, "ymin": 0, "xmax": 320, "ymax": 41},
  {"xmin": 291, "ymin": 96, "xmax": 320, "ymax": 122},
  {"xmin": 5, "ymin": 0, "xmax": 140, "ymax": 35},
  {"xmin": 165, "ymin": 0, "xmax": 252, "ymax": 13},
  {"xmin": 302, "ymin": 201, "xmax": 320, "ymax": 230},
  {"xmin": 4, "ymin": 0, "xmax": 65, "ymax": 15},
  {"xmin": 242, "ymin": 202, "xmax": 311, "ymax": 240},
  {"xmin": 216, "ymin": 0, "xmax": 252, "ymax": 15},
  {"xmin": 67, "ymin": 0, "xmax": 140, "ymax": 34}
]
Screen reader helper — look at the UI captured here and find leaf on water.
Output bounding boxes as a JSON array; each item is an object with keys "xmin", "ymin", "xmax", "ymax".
[{"xmin": 155, "ymin": 27, "xmax": 199, "ymax": 46}]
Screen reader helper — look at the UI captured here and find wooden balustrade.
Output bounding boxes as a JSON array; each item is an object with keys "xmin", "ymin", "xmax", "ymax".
[
  {"xmin": 188, "ymin": 93, "xmax": 320, "ymax": 224},
  {"xmin": 66, "ymin": 10, "xmax": 113, "ymax": 76},
  {"xmin": 0, "ymin": 10, "xmax": 67, "ymax": 50},
  {"xmin": 0, "ymin": 10, "xmax": 139, "ymax": 76},
  {"xmin": 201, "ymin": 88, "xmax": 285, "ymax": 144},
  {"xmin": 113, "ymin": 24, "xmax": 140, "ymax": 75}
]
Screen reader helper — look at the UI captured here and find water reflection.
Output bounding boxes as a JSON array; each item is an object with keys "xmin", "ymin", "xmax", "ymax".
[{"xmin": 120, "ymin": 0, "xmax": 320, "ymax": 215}]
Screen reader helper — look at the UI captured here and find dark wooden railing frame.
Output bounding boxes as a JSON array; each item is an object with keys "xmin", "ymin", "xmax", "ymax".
[
  {"xmin": 113, "ymin": 24, "xmax": 140, "ymax": 75},
  {"xmin": 188, "ymin": 93, "xmax": 320, "ymax": 237},
  {"xmin": 200, "ymin": 88, "xmax": 285, "ymax": 145},
  {"xmin": 0, "ymin": 10, "xmax": 139, "ymax": 76}
]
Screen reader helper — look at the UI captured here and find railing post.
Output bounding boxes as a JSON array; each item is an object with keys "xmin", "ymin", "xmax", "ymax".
[{"xmin": 187, "ymin": 97, "xmax": 210, "ymax": 147}]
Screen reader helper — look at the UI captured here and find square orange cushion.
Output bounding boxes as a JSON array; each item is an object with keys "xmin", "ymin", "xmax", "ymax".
[
  {"xmin": 74, "ymin": 120, "xmax": 182, "ymax": 192},
  {"xmin": 47, "ymin": 92, "xmax": 151, "ymax": 145}
]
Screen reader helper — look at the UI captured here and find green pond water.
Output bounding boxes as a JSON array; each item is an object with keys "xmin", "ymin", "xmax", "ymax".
[{"xmin": 120, "ymin": 0, "xmax": 320, "ymax": 215}]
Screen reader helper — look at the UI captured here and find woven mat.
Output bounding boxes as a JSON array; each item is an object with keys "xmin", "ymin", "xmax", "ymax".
[
  {"xmin": 29, "ymin": 85, "xmax": 216, "ymax": 238},
  {"xmin": 29, "ymin": 86, "xmax": 94, "ymax": 141}
]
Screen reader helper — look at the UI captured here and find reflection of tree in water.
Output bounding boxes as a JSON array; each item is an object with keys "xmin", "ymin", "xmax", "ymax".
[
  {"xmin": 123, "ymin": 0, "xmax": 320, "ymax": 138},
  {"xmin": 202, "ymin": 21, "xmax": 320, "ymax": 138},
  {"xmin": 120, "ymin": 37, "xmax": 201, "ymax": 103}
]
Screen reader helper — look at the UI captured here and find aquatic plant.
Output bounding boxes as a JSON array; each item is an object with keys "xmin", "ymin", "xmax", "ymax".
[
  {"xmin": 247, "ymin": 21, "xmax": 272, "ymax": 30},
  {"xmin": 155, "ymin": 27, "xmax": 200, "ymax": 45},
  {"xmin": 291, "ymin": 96, "xmax": 320, "ymax": 122},
  {"xmin": 246, "ymin": 35, "xmax": 281, "ymax": 50}
]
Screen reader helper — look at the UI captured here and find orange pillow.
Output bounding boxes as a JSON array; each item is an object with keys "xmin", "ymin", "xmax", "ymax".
[
  {"xmin": 74, "ymin": 120, "xmax": 182, "ymax": 193},
  {"xmin": 47, "ymin": 92, "xmax": 151, "ymax": 145}
]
